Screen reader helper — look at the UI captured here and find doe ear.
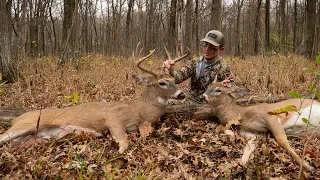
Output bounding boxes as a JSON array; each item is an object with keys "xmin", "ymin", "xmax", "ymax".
[
  {"xmin": 132, "ymin": 74, "xmax": 155, "ymax": 86},
  {"xmin": 230, "ymin": 87, "xmax": 250, "ymax": 99}
]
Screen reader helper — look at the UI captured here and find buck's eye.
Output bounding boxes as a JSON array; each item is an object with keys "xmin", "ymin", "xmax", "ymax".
[
  {"xmin": 159, "ymin": 82, "xmax": 166, "ymax": 86},
  {"xmin": 216, "ymin": 89, "xmax": 222, "ymax": 93}
]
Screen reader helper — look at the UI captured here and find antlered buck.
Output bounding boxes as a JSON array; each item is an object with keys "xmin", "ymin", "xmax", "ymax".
[
  {"xmin": 202, "ymin": 78, "xmax": 320, "ymax": 171},
  {"xmin": 0, "ymin": 48, "xmax": 190, "ymax": 153}
]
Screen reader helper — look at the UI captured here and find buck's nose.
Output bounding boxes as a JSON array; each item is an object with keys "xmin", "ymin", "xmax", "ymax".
[
  {"xmin": 198, "ymin": 94, "xmax": 208, "ymax": 103},
  {"xmin": 176, "ymin": 92, "xmax": 185, "ymax": 100}
]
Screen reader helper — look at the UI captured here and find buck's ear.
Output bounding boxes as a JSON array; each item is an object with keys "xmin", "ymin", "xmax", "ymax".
[
  {"xmin": 132, "ymin": 75, "xmax": 155, "ymax": 86},
  {"xmin": 230, "ymin": 87, "xmax": 250, "ymax": 99}
]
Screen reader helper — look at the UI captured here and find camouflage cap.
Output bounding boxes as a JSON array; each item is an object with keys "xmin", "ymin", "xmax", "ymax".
[{"xmin": 200, "ymin": 30, "xmax": 225, "ymax": 47}]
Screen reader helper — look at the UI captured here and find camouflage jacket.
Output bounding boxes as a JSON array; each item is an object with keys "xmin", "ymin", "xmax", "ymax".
[{"xmin": 170, "ymin": 56, "xmax": 232, "ymax": 98}]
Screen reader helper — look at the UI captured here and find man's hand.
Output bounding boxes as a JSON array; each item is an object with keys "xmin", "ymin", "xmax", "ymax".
[
  {"xmin": 222, "ymin": 76, "xmax": 234, "ymax": 88},
  {"xmin": 163, "ymin": 60, "xmax": 175, "ymax": 71}
]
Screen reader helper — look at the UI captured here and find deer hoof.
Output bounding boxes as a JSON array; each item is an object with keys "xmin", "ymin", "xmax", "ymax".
[{"xmin": 118, "ymin": 140, "xmax": 129, "ymax": 154}]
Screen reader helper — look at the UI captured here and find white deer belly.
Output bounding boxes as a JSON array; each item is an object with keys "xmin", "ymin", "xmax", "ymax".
[
  {"xmin": 280, "ymin": 104, "xmax": 320, "ymax": 129},
  {"xmin": 36, "ymin": 125, "xmax": 104, "ymax": 139}
]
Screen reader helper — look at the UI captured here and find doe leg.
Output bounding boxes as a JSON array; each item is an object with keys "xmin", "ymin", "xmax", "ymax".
[
  {"xmin": 239, "ymin": 130, "xmax": 257, "ymax": 166},
  {"xmin": 265, "ymin": 117, "xmax": 314, "ymax": 171}
]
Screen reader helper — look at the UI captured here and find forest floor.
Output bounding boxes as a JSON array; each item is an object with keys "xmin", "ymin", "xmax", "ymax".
[{"xmin": 0, "ymin": 54, "xmax": 319, "ymax": 179}]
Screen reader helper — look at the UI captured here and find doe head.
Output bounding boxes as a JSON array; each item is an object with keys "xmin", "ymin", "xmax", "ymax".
[{"xmin": 201, "ymin": 76, "xmax": 250, "ymax": 105}]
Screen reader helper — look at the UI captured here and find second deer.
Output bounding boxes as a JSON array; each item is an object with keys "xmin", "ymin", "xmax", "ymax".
[
  {"xmin": 0, "ymin": 48, "xmax": 190, "ymax": 153},
  {"xmin": 201, "ymin": 78, "xmax": 320, "ymax": 171}
]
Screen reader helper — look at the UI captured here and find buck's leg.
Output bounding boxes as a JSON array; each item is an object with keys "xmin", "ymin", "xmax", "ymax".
[
  {"xmin": 109, "ymin": 126, "xmax": 129, "ymax": 154},
  {"xmin": 265, "ymin": 117, "xmax": 314, "ymax": 171},
  {"xmin": 239, "ymin": 130, "xmax": 257, "ymax": 166}
]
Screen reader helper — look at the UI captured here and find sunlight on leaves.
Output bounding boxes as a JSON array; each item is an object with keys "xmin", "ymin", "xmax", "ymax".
[
  {"xmin": 267, "ymin": 105, "xmax": 297, "ymax": 115},
  {"xmin": 15, "ymin": 104, "xmax": 25, "ymax": 110},
  {"xmin": 316, "ymin": 55, "xmax": 320, "ymax": 63},
  {"xmin": 42, "ymin": 56, "xmax": 53, "ymax": 62},
  {"xmin": 303, "ymin": 67, "xmax": 314, "ymax": 73},
  {"xmin": 64, "ymin": 93, "xmax": 79, "ymax": 103},
  {"xmin": 0, "ymin": 81, "xmax": 6, "ymax": 87},
  {"xmin": 0, "ymin": 81, "xmax": 5, "ymax": 93},
  {"xmin": 302, "ymin": 118, "xmax": 313, "ymax": 126},
  {"xmin": 309, "ymin": 86, "xmax": 320, "ymax": 100},
  {"xmin": 147, "ymin": 60, "xmax": 153, "ymax": 65},
  {"xmin": 288, "ymin": 91, "xmax": 302, "ymax": 98}
]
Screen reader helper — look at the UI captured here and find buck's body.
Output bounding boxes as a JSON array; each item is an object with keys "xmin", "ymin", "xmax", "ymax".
[
  {"xmin": 1, "ymin": 88, "xmax": 172, "ymax": 152},
  {"xmin": 203, "ymin": 82, "xmax": 320, "ymax": 171},
  {"xmin": 0, "ymin": 48, "xmax": 188, "ymax": 153}
]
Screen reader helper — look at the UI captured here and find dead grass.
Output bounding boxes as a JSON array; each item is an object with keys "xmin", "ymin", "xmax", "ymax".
[{"xmin": 0, "ymin": 54, "xmax": 319, "ymax": 179}]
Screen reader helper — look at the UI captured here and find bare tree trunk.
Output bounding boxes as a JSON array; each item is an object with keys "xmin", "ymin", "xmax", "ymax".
[
  {"xmin": 168, "ymin": 0, "xmax": 177, "ymax": 56},
  {"xmin": 235, "ymin": 0, "xmax": 244, "ymax": 57},
  {"xmin": 279, "ymin": 0, "xmax": 286, "ymax": 55},
  {"xmin": 317, "ymin": 0, "xmax": 320, "ymax": 56},
  {"xmin": 37, "ymin": 0, "xmax": 49, "ymax": 57},
  {"xmin": 125, "ymin": 0, "xmax": 134, "ymax": 54},
  {"xmin": 146, "ymin": 0, "xmax": 155, "ymax": 52},
  {"xmin": 194, "ymin": 0, "xmax": 199, "ymax": 53},
  {"xmin": 185, "ymin": 0, "xmax": 192, "ymax": 53},
  {"xmin": 265, "ymin": 0, "xmax": 270, "ymax": 53},
  {"xmin": 90, "ymin": 1, "xmax": 99, "ymax": 53},
  {"xmin": 29, "ymin": 0, "xmax": 38, "ymax": 57},
  {"xmin": 254, "ymin": 0, "xmax": 262, "ymax": 55},
  {"xmin": 210, "ymin": 0, "xmax": 221, "ymax": 30},
  {"xmin": 176, "ymin": 0, "xmax": 184, "ymax": 56},
  {"xmin": 20, "ymin": 0, "xmax": 27, "ymax": 57},
  {"xmin": 82, "ymin": 0, "xmax": 89, "ymax": 53},
  {"xmin": 292, "ymin": 0, "xmax": 297, "ymax": 53},
  {"xmin": 0, "ymin": 0, "xmax": 18, "ymax": 83},
  {"xmin": 49, "ymin": 0, "xmax": 57, "ymax": 55},
  {"xmin": 59, "ymin": 0, "xmax": 77, "ymax": 66},
  {"xmin": 306, "ymin": 0, "xmax": 317, "ymax": 59}
]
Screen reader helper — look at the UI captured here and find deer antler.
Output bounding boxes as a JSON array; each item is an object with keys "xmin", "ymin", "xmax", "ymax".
[
  {"xmin": 213, "ymin": 73, "xmax": 218, "ymax": 83},
  {"xmin": 163, "ymin": 45, "xmax": 190, "ymax": 73},
  {"xmin": 135, "ymin": 41, "xmax": 144, "ymax": 58},
  {"xmin": 136, "ymin": 49, "xmax": 158, "ymax": 77},
  {"xmin": 163, "ymin": 44, "xmax": 190, "ymax": 63}
]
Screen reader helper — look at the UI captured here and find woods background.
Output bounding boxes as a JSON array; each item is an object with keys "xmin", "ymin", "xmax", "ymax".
[{"xmin": 0, "ymin": 0, "xmax": 320, "ymax": 83}]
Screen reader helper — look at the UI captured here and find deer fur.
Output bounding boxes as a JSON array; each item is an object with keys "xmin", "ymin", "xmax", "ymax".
[
  {"xmin": 202, "ymin": 82, "xmax": 320, "ymax": 171},
  {"xmin": 0, "ymin": 49, "xmax": 189, "ymax": 153}
]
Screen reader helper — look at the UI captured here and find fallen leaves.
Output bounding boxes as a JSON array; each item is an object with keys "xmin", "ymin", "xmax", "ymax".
[
  {"xmin": 226, "ymin": 114, "xmax": 241, "ymax": 129},
  {"xmin": 138, "ymin": 121, "xmax": 154, "ymax": 138}
]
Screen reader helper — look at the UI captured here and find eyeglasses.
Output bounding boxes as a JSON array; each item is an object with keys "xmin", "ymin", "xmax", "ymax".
[{"xmin": 203, "ymin": 42, "xmax": 220, "ymax": 52}]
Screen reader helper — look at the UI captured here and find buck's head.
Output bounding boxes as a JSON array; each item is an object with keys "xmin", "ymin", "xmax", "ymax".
[
  {"xmin": 132, "ymin": 47, "xmax": 190, "ymax": 101},
  {"xmin": 201, "ymin": 77, "xmax": 250, "ymax": 106}
]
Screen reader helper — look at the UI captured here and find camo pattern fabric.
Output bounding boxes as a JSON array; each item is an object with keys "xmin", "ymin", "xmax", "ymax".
[{"xmin": 170, "ymin": 56, "xmax": 232, "ymax": 103}]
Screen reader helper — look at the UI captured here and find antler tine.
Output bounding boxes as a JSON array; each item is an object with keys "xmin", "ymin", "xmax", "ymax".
[
  {"xmin": 136, "ymin": 49, "xmax": 158, "ymax": 77},
  {"xmin": 139, "ymin": 47, "xmax": 144, "ymax": 57},
  {"xmin": 213, "ymin": 74, "xmax": 218, "ymax": 83},
  {"xmin": 173, "ymin": 47, "xmax": 190, "ymax": 62},
  {"xmin": 135, "ymin": 41, "xmax": 141, "ymax": 57},
  {"xmin": 163, "ymin": 43, "xmax": 172, "ymax": 60}
]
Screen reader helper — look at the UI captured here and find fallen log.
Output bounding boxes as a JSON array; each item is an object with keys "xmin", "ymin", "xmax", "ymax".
[{"xmin": 0, "ymin": 108, "xmax": 28, "ymax": 123}]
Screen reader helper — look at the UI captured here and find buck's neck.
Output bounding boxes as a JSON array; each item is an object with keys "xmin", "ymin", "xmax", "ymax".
[
  {"xmin": 130, "ymin": 86, "xmax": 167, "ymax": 123},
  {"xmin": 215, "ymin": 97, "xmax": 244, "ymax": 125}
]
